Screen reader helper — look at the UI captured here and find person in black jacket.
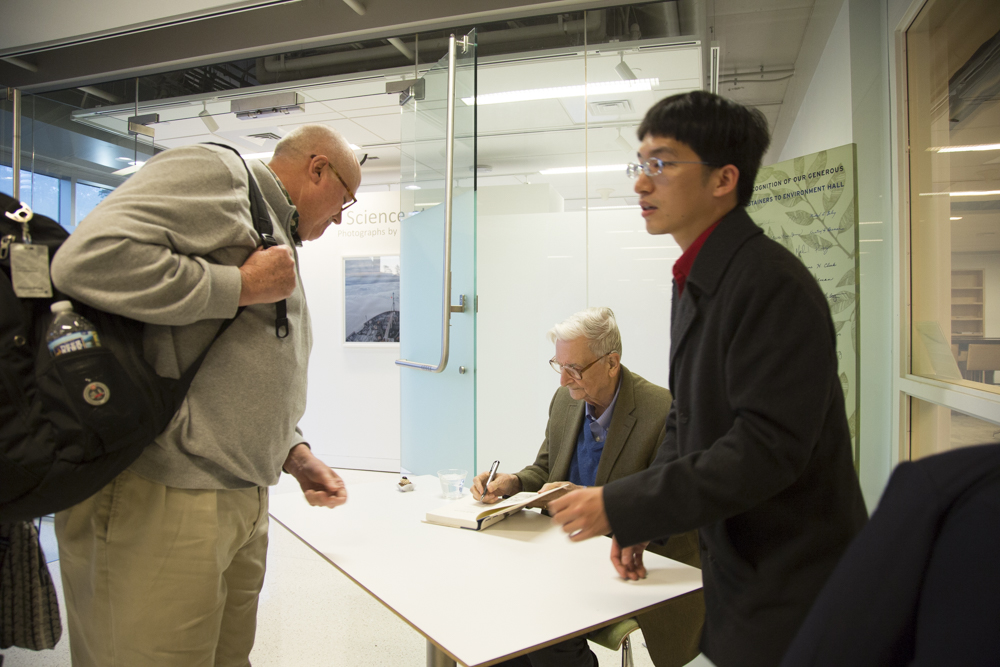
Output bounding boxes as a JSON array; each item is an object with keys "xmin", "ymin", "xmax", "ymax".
[{"xmin": 548, "ymin": 91, "xmax": 868, "ymax": 667}]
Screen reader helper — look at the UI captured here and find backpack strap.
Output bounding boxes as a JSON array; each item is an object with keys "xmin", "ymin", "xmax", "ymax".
[{"xmin": 204, "ymin": 142, "xmax": 289, "ymax": 339}]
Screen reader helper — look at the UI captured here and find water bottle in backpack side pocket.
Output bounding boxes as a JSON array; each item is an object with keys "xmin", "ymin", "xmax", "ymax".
[{"xmin": 46, "ymin": 300, "xmax": 101, "ymax": 357}]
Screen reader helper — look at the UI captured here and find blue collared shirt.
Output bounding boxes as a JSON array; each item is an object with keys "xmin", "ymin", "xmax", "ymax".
[{"xmin": 568, "ymin": 378, "xmax": 622, "ymax": 487}]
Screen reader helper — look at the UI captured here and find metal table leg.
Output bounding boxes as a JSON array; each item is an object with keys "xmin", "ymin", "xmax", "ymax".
[{"xmin": 427, "ymin": 639, "xmax": 457, "ymax": 667}]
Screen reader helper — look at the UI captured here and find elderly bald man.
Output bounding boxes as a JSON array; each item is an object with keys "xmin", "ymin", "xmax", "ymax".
[{"xmin": 51, "ymin": 124, "xmax": 361, "ymax": 667}]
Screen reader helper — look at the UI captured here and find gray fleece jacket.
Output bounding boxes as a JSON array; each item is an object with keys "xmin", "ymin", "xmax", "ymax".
[{"xmin": 51, "ymin": 144, "xmax": 312, "ymax": 490}]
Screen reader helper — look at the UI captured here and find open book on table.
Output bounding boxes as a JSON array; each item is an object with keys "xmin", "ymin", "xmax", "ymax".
[{"xmin": 424, "ymin": 484, "xmax": 572, "ymax": 531}]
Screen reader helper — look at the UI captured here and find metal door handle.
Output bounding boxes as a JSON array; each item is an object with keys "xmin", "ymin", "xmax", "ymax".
[{"xmin": 396, "ymin": 34, "xmax": 460, "ymax": 374}]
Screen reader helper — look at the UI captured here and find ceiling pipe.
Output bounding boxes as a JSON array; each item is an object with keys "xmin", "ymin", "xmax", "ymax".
[
  {"xmin": 718, "ymin": 67, "xmax": 794, "ymax": 82},
  {"xmin": 342, "ymin": 0, "xmax": 366, "ymax": 15},
  {"xmin": 257, "ymin": 12, "xmax": 605, "ymax": 82},
  {"xmin": 1, "ymin": 56, "xmax": 38, "ymax": 73},
  {"xmin": 78, "ymin": 85, "xmax": 123, "ymax": 103},
  {"xmin": 388, "ymin": 37, "xmax": 414, "ymax": 61}
]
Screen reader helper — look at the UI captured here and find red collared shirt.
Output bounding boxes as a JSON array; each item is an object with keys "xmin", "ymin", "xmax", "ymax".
[{"xmin": 672, "ymin": 220, "xmax": 722, "ymax": 297}]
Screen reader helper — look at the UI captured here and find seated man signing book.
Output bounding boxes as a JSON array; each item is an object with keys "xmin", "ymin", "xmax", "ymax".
[{"xmin": 471, "ymin": 307, "xmax": 703, "ymax": 667}]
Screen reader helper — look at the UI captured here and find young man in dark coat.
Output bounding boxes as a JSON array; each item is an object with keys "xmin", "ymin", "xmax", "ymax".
[{"xmin": 548, "ymin": 91, "xmax": 868, "ymax": 667}]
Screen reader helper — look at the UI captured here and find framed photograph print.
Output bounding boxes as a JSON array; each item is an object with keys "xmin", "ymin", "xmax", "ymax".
[{"xmin": 344, "ymin": 255, "xmax": 400, "ymax": 345}]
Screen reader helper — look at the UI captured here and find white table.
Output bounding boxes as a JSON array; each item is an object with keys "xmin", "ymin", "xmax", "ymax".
[{"xmin": 268, "ymin": 474, "xmax": 702, "ymax": 667}]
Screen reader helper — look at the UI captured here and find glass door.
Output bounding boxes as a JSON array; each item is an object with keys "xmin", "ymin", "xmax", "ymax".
[{"xmin": 398, "ymin": 30, "xmax": 477, "ymax": 477}]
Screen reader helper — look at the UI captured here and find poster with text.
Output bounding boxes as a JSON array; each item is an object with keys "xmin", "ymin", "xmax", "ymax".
[
  {"xmin": 747, "ymin": 143, "xmax": 860, "ymax": 460},
  {"xmin": 344, "ymin": 255, "xmax": 401, "ymax": 344}
]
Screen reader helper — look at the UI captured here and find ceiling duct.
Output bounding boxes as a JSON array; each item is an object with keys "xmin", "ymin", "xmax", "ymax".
[
  {"xmin": 950, "ymin": 27, "xmax": 1000, "ymax": 126},
  {"xmin": 589, "ymin": 100, "xmax": 634, "ymax": 115},
  {"xmin": 256, "ymin": 11, "xmax": 606, "ymax": 83},
  {"xmin": 231, "ymin": 92, "xmax": 304, "ymax": 119}
]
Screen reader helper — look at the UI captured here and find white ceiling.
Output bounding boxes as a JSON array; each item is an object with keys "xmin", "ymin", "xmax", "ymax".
[{"xmin": 73, "ymin": 42, "xmax": 704, "ymax": 211}]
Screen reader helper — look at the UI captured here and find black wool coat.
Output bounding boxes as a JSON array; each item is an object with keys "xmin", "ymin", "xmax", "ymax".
[
  {"xmin": 781, "ymin": 443, "xmax": 1000, "ymax": 667},
  {"xmin": 603, "ymin": 206, "xmax": 868, "ymax": 667}
]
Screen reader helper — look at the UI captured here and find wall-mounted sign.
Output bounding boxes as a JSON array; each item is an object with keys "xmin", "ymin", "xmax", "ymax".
[{"xmin": 748, "ymin": 143, "xmax": 860, "ymax": 460}]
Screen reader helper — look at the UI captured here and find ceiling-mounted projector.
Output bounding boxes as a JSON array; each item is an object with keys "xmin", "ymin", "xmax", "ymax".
[{"xmin": 231, "ymin": 92, "xmax": 305, "ymax": 120}]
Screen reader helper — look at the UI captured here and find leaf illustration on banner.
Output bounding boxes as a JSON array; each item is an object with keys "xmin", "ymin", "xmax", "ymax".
[
  {"xmin": 847, "ymin": 410, "xmax": 857, "ymax": 440},
  {"xmin": 837, "ymin": 267, "xmax": 856, "ymax": 287},
  {"xmin": 822, "ymin": 166, "xmax": 845, "ymax": 211},
  {"xmin": 778, "ymin": 227, "xmax": 796, "ymax": 253},
  {"xmin": 794, "ymin": 157, "xmax": 805, "ymax": 177},
  {"xmin": 786, "ymin": 210, "xmax": 813, "ymax": 227},
  {"xmin": 827, "ymin": 291, "xmax": 855, "ymax": 314},
  {"xmin": 834, "ymin": 319, "xmax": 847, "ymax": 333},
  {"xmin": 758, "ymin": 166, "xmax": 775, "ymax": 183},
  {"xmin": 840, "ymin": 372, "xmax": 849, "ymax": 398},
  {"xmin": 806, "ymin": 151, "xmax": 828, "ymax": 188},
  {"xmin": 799, "ymin": 233, "xmax": 820, "ymax": 250},
  {"xmin": 800, "ymin": 233, "xmax": 833, "ymax": 252},
  {"xmin": 838, "ymin": 197, "xmax": 856, "ymax": 236}
]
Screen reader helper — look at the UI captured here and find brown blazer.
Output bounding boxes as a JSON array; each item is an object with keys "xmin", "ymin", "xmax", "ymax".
[{"xmin": 515, "ymin": 365, "xmax": 704, "ymax": 667}]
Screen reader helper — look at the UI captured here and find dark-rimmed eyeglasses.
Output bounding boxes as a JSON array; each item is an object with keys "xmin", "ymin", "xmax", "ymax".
[
  {"xmin": 626, "ymin": 157, "xmax": 714, "ymax": 179},
  {"xmin": 549, "ymin": 353, "xmax": 609, "ymax": 381},
  {"xmin": 311, "ymin": 154, "xmax": 358, "ymax": 211}
]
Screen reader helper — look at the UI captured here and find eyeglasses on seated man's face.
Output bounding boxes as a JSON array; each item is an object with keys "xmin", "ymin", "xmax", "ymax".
[{"xmin": 548, "ymin": 353, "xmax": 609, "ymax": 381}]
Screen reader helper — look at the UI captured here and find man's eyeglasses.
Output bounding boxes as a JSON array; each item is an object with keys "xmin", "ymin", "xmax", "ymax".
[
  {"xmin": 327, "ymin": 163, "xmax": 358, "ymax": 211},
  {"xmin": 626, "ymin": 157, "xmax": 714, "ymax": 179},
  {"xmin": 549, "ymin": 353, "xmax": 609, "ymax": 381},
  {"xmin": 311, "ymin": 154, "xmax": 358, "ymax": 211}
]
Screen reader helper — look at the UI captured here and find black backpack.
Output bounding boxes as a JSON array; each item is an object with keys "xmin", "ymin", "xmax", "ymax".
[{"xmin": 0, "ymin": 146, "xmax": 283, "ymax": 523}]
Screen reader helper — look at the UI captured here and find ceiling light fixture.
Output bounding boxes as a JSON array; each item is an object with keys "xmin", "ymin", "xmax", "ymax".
[
  {"xmin": 615, "ymin": 55, "xmax": 637, "ymax": 81},
  {"xmin": 463, "ymin": 78, "xmax": 659, "ymax": 106},
  {"xmin": 919, "ymin": 190, "xmax": 1000, "ymax": 197},
  {"xmin": 616, "ymin": 128, "xmax": 634, "ymax": 154},
  {"xmin": 405, "ymin": 185, "xmax": 421, "ymax": 190},
  {"xmin": 231, "ymin": 92, "xmax": 305, "ymax": 120},
  {"xmin": 241, "ymin": 151, "xmax": 274, "ymax": 160},
  {"xmin": 951, "ymin": 216, "xmax": 963, "ymax": 220},
  {"xmin": 199, "ymin": 102, "xmax": 220, "ymax": 134},
  {"xmin": 931, "ymin": 143, "xmax": 1000, "ymax": 153},
  {"xmin": 541, "ymin": 164, "xmax": 628, "ymax": 175}
]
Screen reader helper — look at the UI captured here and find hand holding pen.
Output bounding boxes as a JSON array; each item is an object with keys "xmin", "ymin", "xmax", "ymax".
[
  {"xmin": 481, "ymin": 460, "xmax": 499, "ymax": 501},
  {"xmin": 471, "ymin": 462, "xmax": 523, "ymax": 503}
]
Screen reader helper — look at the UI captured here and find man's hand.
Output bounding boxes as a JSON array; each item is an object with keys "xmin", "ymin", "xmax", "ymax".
[
  {"xmin": 471, "ymin": 471, "xmax": 522, "ymax": 503},
  {"xmin": 239, "ymin": 244, "xmax": 296, "ymax": 306},
  {"xmin": 539, "ymin": 481, "xmax": 581, "ymax": 494},
  {"xmin": 547, "ymin": 486, "xmax": 610, "ymax": 541},
  {"xmin": 611, "ymin": 538, "xmax": 649, "ymax": 581},
  {"xmin": 283, "ymin": 444, "xmax": 348, "ymax": 508}
]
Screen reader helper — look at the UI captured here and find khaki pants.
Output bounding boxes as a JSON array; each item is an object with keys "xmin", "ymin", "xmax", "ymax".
[{"xmin": 55, "ymin": 470, "xmax": 269, "ymax": 667}]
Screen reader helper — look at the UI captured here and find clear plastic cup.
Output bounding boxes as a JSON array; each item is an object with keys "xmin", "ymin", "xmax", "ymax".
[{"xmin": 437, "ymin": 469, "xmax": 467, "ymax": 499}]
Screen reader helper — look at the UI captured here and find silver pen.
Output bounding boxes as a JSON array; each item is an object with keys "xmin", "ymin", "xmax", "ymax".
[{"xmin": 481, "ymin": 460, "xmax": 500, "ymax": 501}]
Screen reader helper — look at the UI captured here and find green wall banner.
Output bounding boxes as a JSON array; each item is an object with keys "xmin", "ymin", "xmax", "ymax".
[{"xmin": 747, "ymin": 143, "xmax": 860, "ymax": 460}]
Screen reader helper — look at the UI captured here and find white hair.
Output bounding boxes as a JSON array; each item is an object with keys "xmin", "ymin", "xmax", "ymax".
[{"xmin": 547, "ymin": 307, "xmax": 622, "ymax": 358}]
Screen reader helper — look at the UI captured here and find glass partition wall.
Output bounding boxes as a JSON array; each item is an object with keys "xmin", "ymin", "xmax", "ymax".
[
  {"xmin": 475, "ymin": 26, "xmax": 703, "ymax": 474},
  {"xmin": 1, "ymin": 89, "xmax": 144, "ymax": 231},
  {"xmin": 7, "ymin": 2, "xmax": 705, "ymax": 476},
  {"xmin": 905, "ymin": 0, "xmax": 1000, "ymax": 458}
]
